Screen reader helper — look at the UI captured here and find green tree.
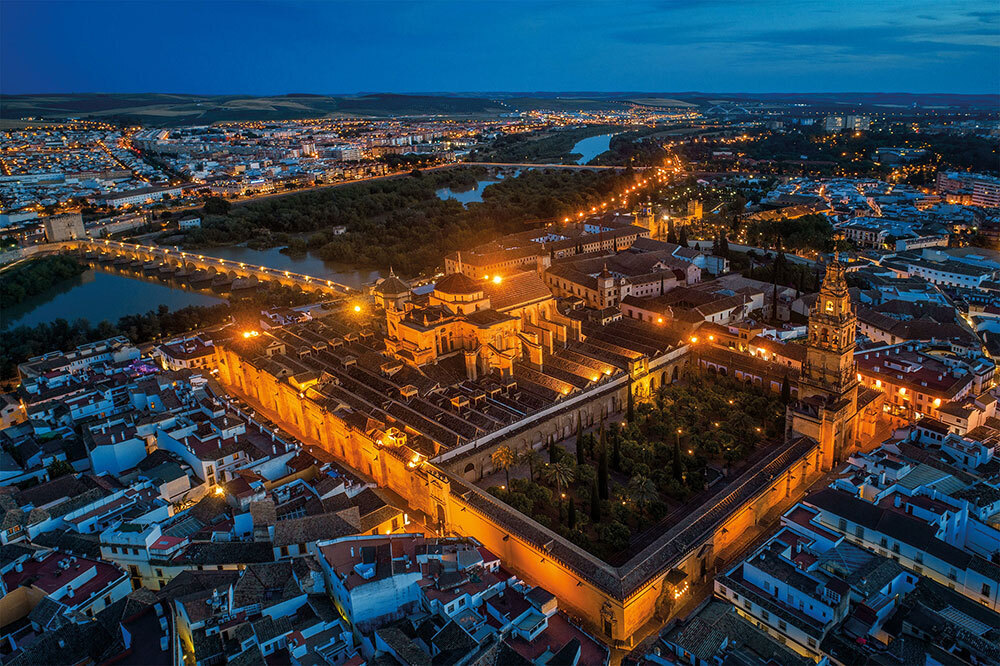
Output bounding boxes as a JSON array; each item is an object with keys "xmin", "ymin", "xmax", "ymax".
[
  {"xmin": 46, "ymin": 459, "xmax": 74, "ymax": 480},
  {"xmin": 575, "ymin": 416, "xmax": 585, "ymax": 465},
  {"xmin": 628, "ymin": 475, "xmax": 658, "ymax": 516},
  {"xmin": 590, "ymin": 478, "xmax": 602, "ymax": 522},
  {"xmin": 781, "ymin": 374, "xmax": 791, "ymax": 404},
  {"xmin": 202, "ymin": 196, "xmax": 231, "ymax": 215},
  {"xmin": 672, "ymin": 437, "xmax": 683, "ymax": 480},
  {"xmin": 567, "ymin": 498, "xmax": 577, "ymax": 530},
  {"xmin": 543, "ymin": 461, "xmax": 576, "ymax": 498},
  {"xmin": 598, "ymin": 446, "xmax": 609, "ymax": 500},
  {"xmin": 491, "ymin": 445, "xmax": 516, "ymax": 488},
  {"xmin": 520, "ymin": 448, "xmax": 542, "ymax": 482},
  {"xmin": 626, "ymin": 381, "xmax": 635, "ymax": 423},
  {"xmin": 612, "ymin": 433, "xmax": 621, "ymax": 472}
]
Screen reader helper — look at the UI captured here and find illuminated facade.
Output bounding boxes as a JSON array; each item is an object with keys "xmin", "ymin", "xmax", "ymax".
[{"xmin": 788, "ymin": 260, "xmax": 883, "ymax": 470}]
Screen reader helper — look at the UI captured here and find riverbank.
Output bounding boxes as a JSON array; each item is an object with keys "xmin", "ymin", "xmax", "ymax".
[
  {"xmin": 165, "ymin": 166, "xmax": 637, "ymax": 275},
  {"xmin": 0, "ymin": 255, "xmax": 87, "ymax": 307}
]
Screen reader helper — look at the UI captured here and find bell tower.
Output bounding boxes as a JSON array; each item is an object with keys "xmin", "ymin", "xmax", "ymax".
[
  {"xmin": 800, "ymin": 260, "xmax": 857, "ymax": 399},
  {"xmin": 789, "ymin": 256, "xmax": 861, "ymax": 470}
]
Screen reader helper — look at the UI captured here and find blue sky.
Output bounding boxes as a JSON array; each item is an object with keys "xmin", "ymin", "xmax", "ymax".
[{"xmin": 2, "ymin": 0, "xmax": 997, "ymax": 94}]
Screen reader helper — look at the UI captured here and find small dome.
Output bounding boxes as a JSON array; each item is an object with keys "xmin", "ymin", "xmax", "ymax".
[
  {"xmin": 433, "ymin": 272, "xmax": 484, "ymax": 296},
  {"xmin": 375, "ymin": 271, "xmax": 410, "ymax": 295}
]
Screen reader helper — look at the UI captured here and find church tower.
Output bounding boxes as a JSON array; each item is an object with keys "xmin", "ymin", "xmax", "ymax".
[
  {"xmin": 788, "ymin": 257, "xmax": 861, "ymax": 470},
  {"xmin": 634, "ymin": 202, "xmax": 658, "ymax": 238},
  {"xmin": 800, "ymin": 260, "xmax": 857, "ymax": 399}
]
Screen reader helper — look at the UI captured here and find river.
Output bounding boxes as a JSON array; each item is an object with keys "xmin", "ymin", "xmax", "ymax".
[
  {"xmin": 205, "ymin": 245, "xmax": 382, "ymax": 288},
  {"xmin": 571, "ymin": 133, "xmax": 615, "ymax": 165},
  {"xmin": 1, "ymin": 244, "xmax": 382, "ymax": 330},
  {"xmin": 1, "ymin": 268, "xmax": 225, "ymax": 329}
]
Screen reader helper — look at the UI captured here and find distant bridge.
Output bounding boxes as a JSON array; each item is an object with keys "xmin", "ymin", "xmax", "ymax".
[
  {"xmin": 51, "ymin": 239, "xmax": 359, "ymax": 297},
  {"xmin": 472, "ymin": 162, "xmax": 651, "ymax": 170}
]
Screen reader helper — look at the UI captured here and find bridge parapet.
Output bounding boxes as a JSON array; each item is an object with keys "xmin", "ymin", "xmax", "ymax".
[{"xmin": 52, "ymin": 239, "xmax": 359, "ymax": 296}]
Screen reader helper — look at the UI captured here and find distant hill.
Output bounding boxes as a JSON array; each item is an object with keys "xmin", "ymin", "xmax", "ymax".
[
  {"xmin": 1, "ymin": 91, "xmax": 995, "ymax": 126},
  {"xmin": 0, "ymin": 92, "xmax": 505, "ymax": 125}
]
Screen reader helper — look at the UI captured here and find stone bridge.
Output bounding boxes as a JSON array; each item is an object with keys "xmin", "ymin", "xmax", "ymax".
[{"xmin": 50, "ymin": 239, "xmax": 358, "ymax": 297}]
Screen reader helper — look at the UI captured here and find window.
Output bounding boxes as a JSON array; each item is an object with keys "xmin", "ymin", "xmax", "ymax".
[
  {"xmin": 760, "ymin": 610, "xmax": 770, "ymax": 622},
  {"xmin": 744, "ymin": 600, "xmax": 752, "ymax": 611},
  {"xmin": 778, "ymin": 620, "xmax": 787, "ymax": 631},
  {"xmin": 808, "ymin": 638, "xmax": 817, "ymax": 648},
  {"xmin": 838, "ymin": 518, "xmax": 847, "ymax": 531},
  {"xmin": 855, "ymin": 526, "xmax": 865, "ymax": 539},
  {"xmin": 983, "ymin": 584, "xmax": 992, "ymax": 597},
  {"xmin": 155, "ymin": 568, "xmax": 163, "ymax": 577}
]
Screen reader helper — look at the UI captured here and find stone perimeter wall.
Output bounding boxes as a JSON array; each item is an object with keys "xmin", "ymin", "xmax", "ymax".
[{"xmin": 212, "ymin": 342, "xmax": 825, "ymax": 646}]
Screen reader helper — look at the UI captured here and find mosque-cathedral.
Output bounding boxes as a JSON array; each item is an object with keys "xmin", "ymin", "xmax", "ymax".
[{"xmin": 209, "ymin": 231, "xmax": 885, "ymax": 645}]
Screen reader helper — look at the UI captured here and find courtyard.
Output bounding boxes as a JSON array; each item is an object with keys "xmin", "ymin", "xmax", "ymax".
[{"xmin": 483, "ymin": 375, "xmax": 788, "ymax": 561}]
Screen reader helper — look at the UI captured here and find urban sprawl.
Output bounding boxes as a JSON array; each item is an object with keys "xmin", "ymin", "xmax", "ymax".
[{"xmin": 0, "ymin": 99, "xmax": 999, "ymax": 666}]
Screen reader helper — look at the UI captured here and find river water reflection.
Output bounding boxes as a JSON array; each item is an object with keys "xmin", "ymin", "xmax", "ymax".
[
  {"xmin": 1, "ymin": 244, "xmax": 382, "ymax": 330},
  {"xmin": 571, "ymin": 133, "xmax": 615, "ymax": 164},
  {"xmin": 1, "ymin": 269, "xmax": 225, "ymax": 329}
]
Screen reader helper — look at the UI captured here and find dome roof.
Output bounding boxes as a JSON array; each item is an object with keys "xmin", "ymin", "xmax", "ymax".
[
  {"xmin": 375, "ymin": 269, "xmax": 410, "ymax": 295},
  {"xmin": 433, "ymin": 272, "xmax": 484, "ymax": 295}
]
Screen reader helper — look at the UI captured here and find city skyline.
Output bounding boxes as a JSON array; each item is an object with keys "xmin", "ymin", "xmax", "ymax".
[{"xmin": 2, "ymin": 0, "xmax": 998, "ymax": 95}]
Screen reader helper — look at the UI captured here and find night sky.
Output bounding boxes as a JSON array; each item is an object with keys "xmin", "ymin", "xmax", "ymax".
[{"xmin": 2, "ymin": 0, "xmax": 997, "ymax": 95}]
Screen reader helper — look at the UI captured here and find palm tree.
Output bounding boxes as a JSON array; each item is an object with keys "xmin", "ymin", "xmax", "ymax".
[
  {"xmin": 520, "ymin": 448, "xmax": 542, "ymax": 482},
  {"xmin": 543, "ymin": 461, "xmax": 576, "ymax": 498},
  {"xmin": 491, "ymin": 445, "xmax": 516, "ymax": 488},
  {"xmin": 628, "ymin": 475, "xmax": 659, "ymax": 515}
]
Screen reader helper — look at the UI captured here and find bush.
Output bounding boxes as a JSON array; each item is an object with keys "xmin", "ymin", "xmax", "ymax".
[{"xmin": 597, "ymin": 521, "xmax": 631, "ymax": 552}]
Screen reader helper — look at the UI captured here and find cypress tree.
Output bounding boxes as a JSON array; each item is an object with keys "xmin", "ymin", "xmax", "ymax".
[
  {"xmin": 612, "ymin": 435, "xmax": 621, "ymax": 472},
  {"xmin": 575, "ymin": 416, "xmax": 585, "ymax": 465},
  {"xmin": 626, "ymin": 382, "xmax": 635, "ymax": 423},
  {"xmin": 548, "ymin": 435, "xmax": 556, "ymax": 463},
  {"xmin": 591, "ymin": 478, "xmax": 601, "ymax": 522},
  {"xmin": 781, "ymin": 374, "xmax": 791, "ymax": 404},
  {"xmin": 567, "ymin": 498, "xmax": 577, "ymax": 530},
  {"xmin": 598, "ymin": 446, "xmax": 609, "ymax": 500},
  {"xmin": 672, "ymin": 438, "xmax": 683, "ymax": 480}
]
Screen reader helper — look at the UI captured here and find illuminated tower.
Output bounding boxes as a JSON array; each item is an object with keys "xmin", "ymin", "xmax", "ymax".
[
  {"xmin": 634, "ymin": 202, "xmax": 658, "ymax": 238},
  {"xmin": 801, "ymin": 260, "xmax": 857, "ymax": 397},
  {"xmin": 788, "ymin": 258, "xmax": 861, "ymax": 470}
]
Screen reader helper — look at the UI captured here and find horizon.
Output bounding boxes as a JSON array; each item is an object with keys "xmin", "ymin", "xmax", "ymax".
[
  {"xmin": 2, "ymin": 0, "xmax": 998, "ymax": 95},
  {"xmin": 4, "ymin": 90, "xmax": 999, "ymax": 97}
]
